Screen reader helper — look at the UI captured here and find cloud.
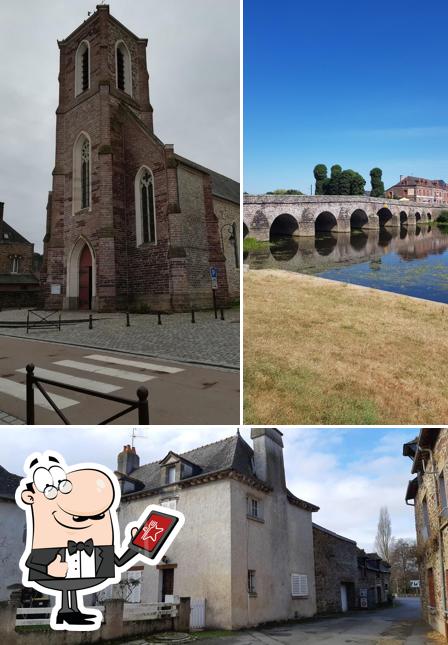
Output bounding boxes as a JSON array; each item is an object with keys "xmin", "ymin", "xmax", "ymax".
[{"xmin": 0, "ymin": 0, "xmax": 240, "ymax": 252}]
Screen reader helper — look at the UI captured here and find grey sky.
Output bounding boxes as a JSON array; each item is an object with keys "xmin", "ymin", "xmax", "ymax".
[
  {"xmin": 3, "ymin": 426, "xmax": 417, "ymax": 552},
  {"xmin": 0, "ymin": 0, "xmax": 240, "ymax": 253}
]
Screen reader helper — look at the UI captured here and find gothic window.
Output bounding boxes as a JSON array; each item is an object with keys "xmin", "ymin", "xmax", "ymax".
[
  {"xmin": 115, "ymin": 41, "xmax": 132, "ymax": 95},
  {"xmin": 135, "ymin": 167, "xmax": 156, "ymax": 246},
  {"xmin": 75, "ymin": 41, "xmax": 90, "ymax": 96},
  {"xmin": 73, "ymin": 133, "xmax": 91, "ymax": 214}
]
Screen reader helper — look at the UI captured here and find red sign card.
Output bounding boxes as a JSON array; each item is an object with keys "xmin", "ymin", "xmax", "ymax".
[{"xmin": 131, "ymin": 511, "xmax": 178, "ymax": 557}]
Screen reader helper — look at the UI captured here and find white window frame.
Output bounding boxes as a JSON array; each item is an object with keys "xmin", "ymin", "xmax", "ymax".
[
  {"xmin": 115, "ymin": 40, "xmax": 132, "ymax": 96},
  {"xmin": 11, "ymin": 256, "xmax": 20, "ymax": 274},
  {"xmin": 135, "ymin": 166, "xmax": 157, "ymax": 246},
  {"xmin": 75, "ymin": 40, "xmax": 90, "ymax": 97},
  {"xmin": 291, "ymin": 573, "xmax": 309, "ymax": 598},
  {"xmin": 247, "ymin": 496, "xmax": 262, "ymax": 520},
  {"xmin": 126, "ymin": 570, "xmax": 142, "ymax": 603},
  {"xmin": 166, "ymin": 466, "xmax": 176, "ymax": 485},
  {"xmin": 161, "ymin": 497, "xmax": 177, "ymax": 510},
  {"xmin": 72, "ymin": 132, "xmax": 92, "ymax": 215}
]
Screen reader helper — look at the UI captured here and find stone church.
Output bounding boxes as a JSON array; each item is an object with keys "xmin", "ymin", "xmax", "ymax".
[{"xmin": 42, "ymin": 5, "xmax": 239, "ymax": 312}]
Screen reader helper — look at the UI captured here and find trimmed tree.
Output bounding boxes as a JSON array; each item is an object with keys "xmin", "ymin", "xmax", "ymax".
[
  {"xmin": 327, "ymin": 165, "xmax": 342, "ymax": 194},
  {"xmin": 370, "ymin": 167, "xmax": 385, "ymax": 197},
  {"xmin": 313, "ymin": 164, "xmax": 328, "ymax": 195}
]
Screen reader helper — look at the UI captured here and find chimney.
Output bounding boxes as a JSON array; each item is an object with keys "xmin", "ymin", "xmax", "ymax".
[
  {"xmin": 117, "ymin": 444, "xmax": 140, "ymax": 475},
  {"xmin": 399, "ymin": 175, "xmax": 404, "ymax": 183},
  {"xmin": 250, "ymin": 428, "xmax": 286, "ymax": 491}
]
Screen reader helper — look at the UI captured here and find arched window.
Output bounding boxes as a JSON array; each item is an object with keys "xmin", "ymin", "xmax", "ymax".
[
  {"xmin": 115, "ymin": 41, "xmax": 132, "ymax": 95},
  {"xmin": 73, "ymin": 133, "xmax": 91, "ymax": 214},
  {"xmin": 135, "ymin": 167, "xmax": 156, "ymax": 245},
  {"xmin": 75, "ymin": 41, "xmax": 90, "ymax": 96}
]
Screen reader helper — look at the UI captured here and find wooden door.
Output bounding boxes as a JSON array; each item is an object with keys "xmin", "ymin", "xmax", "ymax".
[
  {"xmin": 79, "ymin": 244, "xmax": 92, "ymax": 309},
  {"xmin": 162, "ymin": 568, "xmax": 174, "ymax": 600}
]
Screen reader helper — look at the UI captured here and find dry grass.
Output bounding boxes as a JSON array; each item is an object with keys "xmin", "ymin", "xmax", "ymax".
[{"xmin": 244, "ymin": 270, "xmax": 448, "ymax": 425}]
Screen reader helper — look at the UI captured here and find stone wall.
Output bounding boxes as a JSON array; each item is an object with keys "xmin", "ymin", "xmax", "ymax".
[
  {"xmin": 213, "ymin": 196, "xmax": 240, "ymax": 301},
  {"xmin": 312, "ymin": 525, "xmax": 358, "ymax": 614}
]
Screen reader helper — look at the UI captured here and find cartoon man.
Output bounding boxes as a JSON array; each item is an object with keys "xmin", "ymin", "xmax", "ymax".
[{"xmin": 16, "ymin": 451, "xmax": 184, "ymax": 632}]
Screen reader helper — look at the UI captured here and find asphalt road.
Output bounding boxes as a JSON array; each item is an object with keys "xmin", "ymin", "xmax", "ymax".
[
  {"xmin": 197, "ymin": 598, "xmax": 437, "ymax": 645},
  {"xmin": 0, "ymin": 336, "xmax": 239, "ymax": 425}
]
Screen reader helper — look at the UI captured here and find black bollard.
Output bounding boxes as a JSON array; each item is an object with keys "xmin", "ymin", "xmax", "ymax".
[
  {"xmin": 89, "ymin": 314, "xmax": 93, "ymax": 330},
  {"xmin": 126, "ymin": 312, "xmax": 130, "ymax": 327},
  {"xmin": 220, "ymin": 308, "xmax": 225, "ymax": 321},
  {"xmin": 191, "ymin": 309, "xmax": 195, "ymax": 324},
  {"xmin": 158, "ymin": 312, "xmax": 162, "ymax": 325}
]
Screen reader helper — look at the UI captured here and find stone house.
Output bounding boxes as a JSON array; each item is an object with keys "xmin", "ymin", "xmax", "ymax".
[
  {"xmin": 356, "ymin": 549, "xmax": 391, "ymax": 608},
  {"xmin": 312, "ymin": 524, "xmax": 391, "ymax": 614},
  {"xmin": 386, "ymin": 176, "xmax": 448, "ymax": 204},
  {"xmin": 42, "ymin": 4, "xmax": 239, "ymax": 312},
  {"xmin": 115, "ymin": 429, "xmax": 319, "ymax": 629},
  {"xmin": 0, "ymin": 203, "xmax": 40, "ymax": 308},
  {"xmin": 0, "ymin": 465, "xmax": 24, "ymax": 602},
  {"xmin": 403, "ymin": 428, "xmax": 448, "ymax": 639}
]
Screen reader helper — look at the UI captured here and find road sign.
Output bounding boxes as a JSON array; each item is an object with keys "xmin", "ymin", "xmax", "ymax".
[{"xmin": 210, "ymin": 267, "xmax": 218, "ymax": 290}]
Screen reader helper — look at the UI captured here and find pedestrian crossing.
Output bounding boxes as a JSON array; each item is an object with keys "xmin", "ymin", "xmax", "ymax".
[{"xmin": 0, "ymin": 353, "xmax": 185, "ymax": 414}]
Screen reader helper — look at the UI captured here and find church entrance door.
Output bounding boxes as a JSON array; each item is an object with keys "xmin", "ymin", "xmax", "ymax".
[{"xmin": 79, "ymin": 244, "xmax": 93, "ymax": 309}]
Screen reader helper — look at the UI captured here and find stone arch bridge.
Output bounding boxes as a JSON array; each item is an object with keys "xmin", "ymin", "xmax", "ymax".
[{"xmin": 243, "ymin": 195, "xmax": 441, "ymax": 240}]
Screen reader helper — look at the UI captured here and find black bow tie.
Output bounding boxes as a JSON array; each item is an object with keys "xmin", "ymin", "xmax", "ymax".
[{"xmin": 67, "ymin": 539, "xmax": 94, "ymax": 557}]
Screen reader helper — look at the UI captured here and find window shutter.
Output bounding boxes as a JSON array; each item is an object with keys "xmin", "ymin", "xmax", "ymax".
[{"xmin": 291, "ymin": 574, "xmax": 308, "ymax": 597}]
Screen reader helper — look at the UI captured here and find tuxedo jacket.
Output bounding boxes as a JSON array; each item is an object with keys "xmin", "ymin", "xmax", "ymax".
[{"xmin": 25, "ymin": 545, "xmax": 136, "ymax": 582}]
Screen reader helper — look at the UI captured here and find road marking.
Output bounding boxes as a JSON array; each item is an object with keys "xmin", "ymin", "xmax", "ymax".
[
  {"xmin": 16, "ymin": 368, "xmax": 122, "ymax": 394},
  {"xmin": 84, "ymin": 354, "xmax": 184, "ymax": 374},
  {"xmin": 0, "ymin": 377, "xmax": 78, "ymax": 410},
  {"xmin": 54, "ymin": 360, "xmax": 156, "ymax": 383}
]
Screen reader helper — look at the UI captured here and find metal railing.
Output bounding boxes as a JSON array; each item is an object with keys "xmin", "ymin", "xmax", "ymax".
[
  {"xmin": 25, "ymin": 363, "xmax": 149, "ymax": 425},
  {"xmin": 26, "ymin": 310, "xmax": 61, "ymax": 333}
]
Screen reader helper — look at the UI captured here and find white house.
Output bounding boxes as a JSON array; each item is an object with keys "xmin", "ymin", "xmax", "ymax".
[{"xmin": 116, "ymin": 428, "xmax": 319, "ymax": 629}]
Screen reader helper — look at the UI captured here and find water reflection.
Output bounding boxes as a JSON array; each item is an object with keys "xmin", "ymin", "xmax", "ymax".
[{"xmin": 248, "ymin": 224, "xmax": 448, "ymax": 303}]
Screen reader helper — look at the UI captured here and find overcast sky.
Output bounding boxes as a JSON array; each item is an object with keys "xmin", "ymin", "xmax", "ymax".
[
  {"xmin": 0, "ymin": 0, "xmax": 240, "ymax": 252},
  {"xmin": 4, "ymin": 426, "xmax": 418, "ymax": 552}
]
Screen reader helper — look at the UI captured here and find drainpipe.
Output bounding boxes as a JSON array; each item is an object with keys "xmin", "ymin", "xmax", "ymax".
[{"xmin": 419, "ymin": 447, "xmax": 448, "ymax": 629}]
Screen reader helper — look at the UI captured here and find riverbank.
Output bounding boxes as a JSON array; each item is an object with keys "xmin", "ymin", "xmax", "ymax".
[{"xmin": 244, "ymin": 269, "xmax": 448, "ymax": 424}]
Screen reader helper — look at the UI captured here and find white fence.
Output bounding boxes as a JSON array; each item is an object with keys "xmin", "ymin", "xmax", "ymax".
[
  {"xmin": 190, "ymin": 598, "xmax": 206, "ymax": 630},
  {"xmin": 15, "ymin": 602, "xmax": 177, "ymax": 627}
]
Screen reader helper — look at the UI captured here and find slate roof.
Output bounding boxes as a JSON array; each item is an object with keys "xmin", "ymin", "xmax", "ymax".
[
  {"xmin": 123, "ymin": 433, "xmax": 318, "ymax": 512},
  {"xmin": 1, "ymin": 220, "xmax": 32, "ymax": 245},
  {"xmin": 175, "ymin": 154, "xmax": 240, "ymax": 205},
  {"xmin": 312, "ymin": 522, "xmax": 356, "ymax": 545},
  {"xmin": 0, "ymin": 465, "xmax": 20, "ymax": 501}
]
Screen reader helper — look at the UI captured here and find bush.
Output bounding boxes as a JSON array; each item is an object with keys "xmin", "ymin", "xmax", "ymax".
[{"xmin": 437, "ymin": 210, "xmax": 448, "ymax": 223}]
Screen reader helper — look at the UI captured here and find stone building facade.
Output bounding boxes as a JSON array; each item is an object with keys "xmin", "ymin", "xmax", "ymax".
[
  {"xmin": 386, "ymin": 176, "xmax": 448, "ymax": 204},
  {"xmin": 312, "ymin": 524, "xmax": 390, "ymax": 614},
  {"xmin": 404, "ymin": 428, "xmax": 448, "ymax": 640},
  {"xmin": 115, "ymin": 429, "xmax": 318, "ymax": 629},
  {"xmin": 42, "ymin": 5, "xmax": 239, "ymax": 312},
  {"xmin": 0, "ymin": 465, "xmax": 24, "ymax": 602},
  {"xmin": 0, "ymin": 202, "xmax": 39, "ymax": 308}
]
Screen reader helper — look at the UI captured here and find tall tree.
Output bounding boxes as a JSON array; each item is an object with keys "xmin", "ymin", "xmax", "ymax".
[
  {"xmin": 389, "ymin": 538, "xmax": 418, "ymax": 595},
  {"xmin": 370, "ymin": 167, "xmax": 385, "ymax": 197},
  {"xmin": 375, "ymin": 506, "xmax": 392, "ymax": 562},
  {"xmin": 327, "ymin": 165, "xmax": 342, "ymax": 194},
  {"xmin": 314, "ymin": 164, "xmax": 328, "ymax": 195}
]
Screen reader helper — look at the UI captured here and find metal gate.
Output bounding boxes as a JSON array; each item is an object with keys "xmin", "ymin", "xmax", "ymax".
[{"xmin": 190, "ymin": 598, "xmax": 206, "ymax": 630}]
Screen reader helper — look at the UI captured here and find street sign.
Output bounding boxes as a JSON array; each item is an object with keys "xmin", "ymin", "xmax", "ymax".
[{"xmin": 210, "ymin": 267, "xmax": 218, "ymax": 290}]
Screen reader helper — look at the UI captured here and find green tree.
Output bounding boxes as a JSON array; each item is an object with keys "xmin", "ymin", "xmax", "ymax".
[
  {"xmin": 313, "ymin": 164, "xmax": 328, "ymax": 195},
  {"xmin": 266, "ymin": 189, "xmax": 303, "ymax": 195},
  {"xmin": 349, "ymin": 170, "xmax": 366, "ymax": 195},
  {"xmin": 370, "ymin": 167, "xmax": 385, "ymax": 197},
  {"xmin": 327, "ymin": 164, "xmax": 342, "ymax": 194}
]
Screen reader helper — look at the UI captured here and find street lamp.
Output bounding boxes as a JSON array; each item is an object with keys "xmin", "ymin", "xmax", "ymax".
[{"xmin": 220, "ymin": 221, "xmax": 239, "ymax": 269}]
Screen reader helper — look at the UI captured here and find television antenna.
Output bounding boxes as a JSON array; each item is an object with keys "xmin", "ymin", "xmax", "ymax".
[{"xmin": 131, "ymin": 427, "xmax": 148, "ymax": 448}]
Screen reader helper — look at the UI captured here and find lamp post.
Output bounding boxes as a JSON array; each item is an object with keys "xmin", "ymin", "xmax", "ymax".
[{"xmin": 220, "ymin": 221, "xmax": 239, "ymax": 268}]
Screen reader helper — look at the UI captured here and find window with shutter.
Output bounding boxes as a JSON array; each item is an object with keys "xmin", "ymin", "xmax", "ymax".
[
  {"xmin": 127, "ymin": 570, "xmax": 142, "ymax": 603},
  {"xmin": 291, "ymin": 573, "xmax": 309, "ymax": 597}
]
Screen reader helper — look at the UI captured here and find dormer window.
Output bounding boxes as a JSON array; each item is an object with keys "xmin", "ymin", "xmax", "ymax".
[
  {"xmin": 166, "ymin": 466, "xmax": 176, "ymax": 484},
  {"xmin": 75, "ymin": 41, "xmax": 90, "ymax": 96},
  {"xmin": 115, "ymin": 41, "xmax": 132, "ymax": 95}
]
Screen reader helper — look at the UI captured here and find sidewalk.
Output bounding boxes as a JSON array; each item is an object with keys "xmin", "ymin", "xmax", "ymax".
[{"xmin": 0, "ymin": 308, "xmax": 240, "ymax": 369}]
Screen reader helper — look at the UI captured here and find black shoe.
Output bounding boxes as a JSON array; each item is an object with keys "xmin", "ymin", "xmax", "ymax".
[{"xmin": 56, "ymin": 611, "xmax": 96, "ymax": 626}]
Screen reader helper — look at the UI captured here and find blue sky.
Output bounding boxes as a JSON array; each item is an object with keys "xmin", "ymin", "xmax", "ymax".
[
  {"xmin": 244, "ymin": 0, "xmax": 448, "ymax": 194},
  {"xmin": 4, "ymin": 426, "xmax": 418, "ymax": 550}
]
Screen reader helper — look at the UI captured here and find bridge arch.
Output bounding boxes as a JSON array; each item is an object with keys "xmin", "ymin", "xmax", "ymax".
[
  {"xmin": 415, "ymin": 212, "xmax": 421, "ymax": 222},
  {"xmin": 377, "ymin": 207, "xmax": 393, "ymax": 227},
  {"xmin": 427, "ymin": 212, "xmax": 432, "ymax": 221},
  {"xmin": 350, "ymin": 209, "xmax": 368, "ymax": 229},
  {"xmin": 400, "ymin": 211, "xmax": 407, "ymax": 225},
  {"xmin": 315, "ymin": 211, "xmax": 338, "ymax": 233},
  {"xmin": 270, "ymin": 213, "xmax": 299, "ymax": 237},
  {"xmin": 243, "ymin": 223, "xmax": 249, "ymax": 238}
]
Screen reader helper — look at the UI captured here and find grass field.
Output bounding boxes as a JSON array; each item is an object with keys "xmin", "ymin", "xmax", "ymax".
[{"xmin": 244, "ymin": 269, "xmax": 448, "ymax": 425}]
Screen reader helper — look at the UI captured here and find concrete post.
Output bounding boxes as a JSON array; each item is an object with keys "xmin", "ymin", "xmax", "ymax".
[
  {"xmin": 101, "ymin": 598, "xmax": 124, "ymax": 640},
  {"xmin": 175, "ymin": 597, "xmax": 191, "ymax": 632},
  {"xmin": 0, "ymin": 600, "xmax": 18, "ymax": 644}
]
